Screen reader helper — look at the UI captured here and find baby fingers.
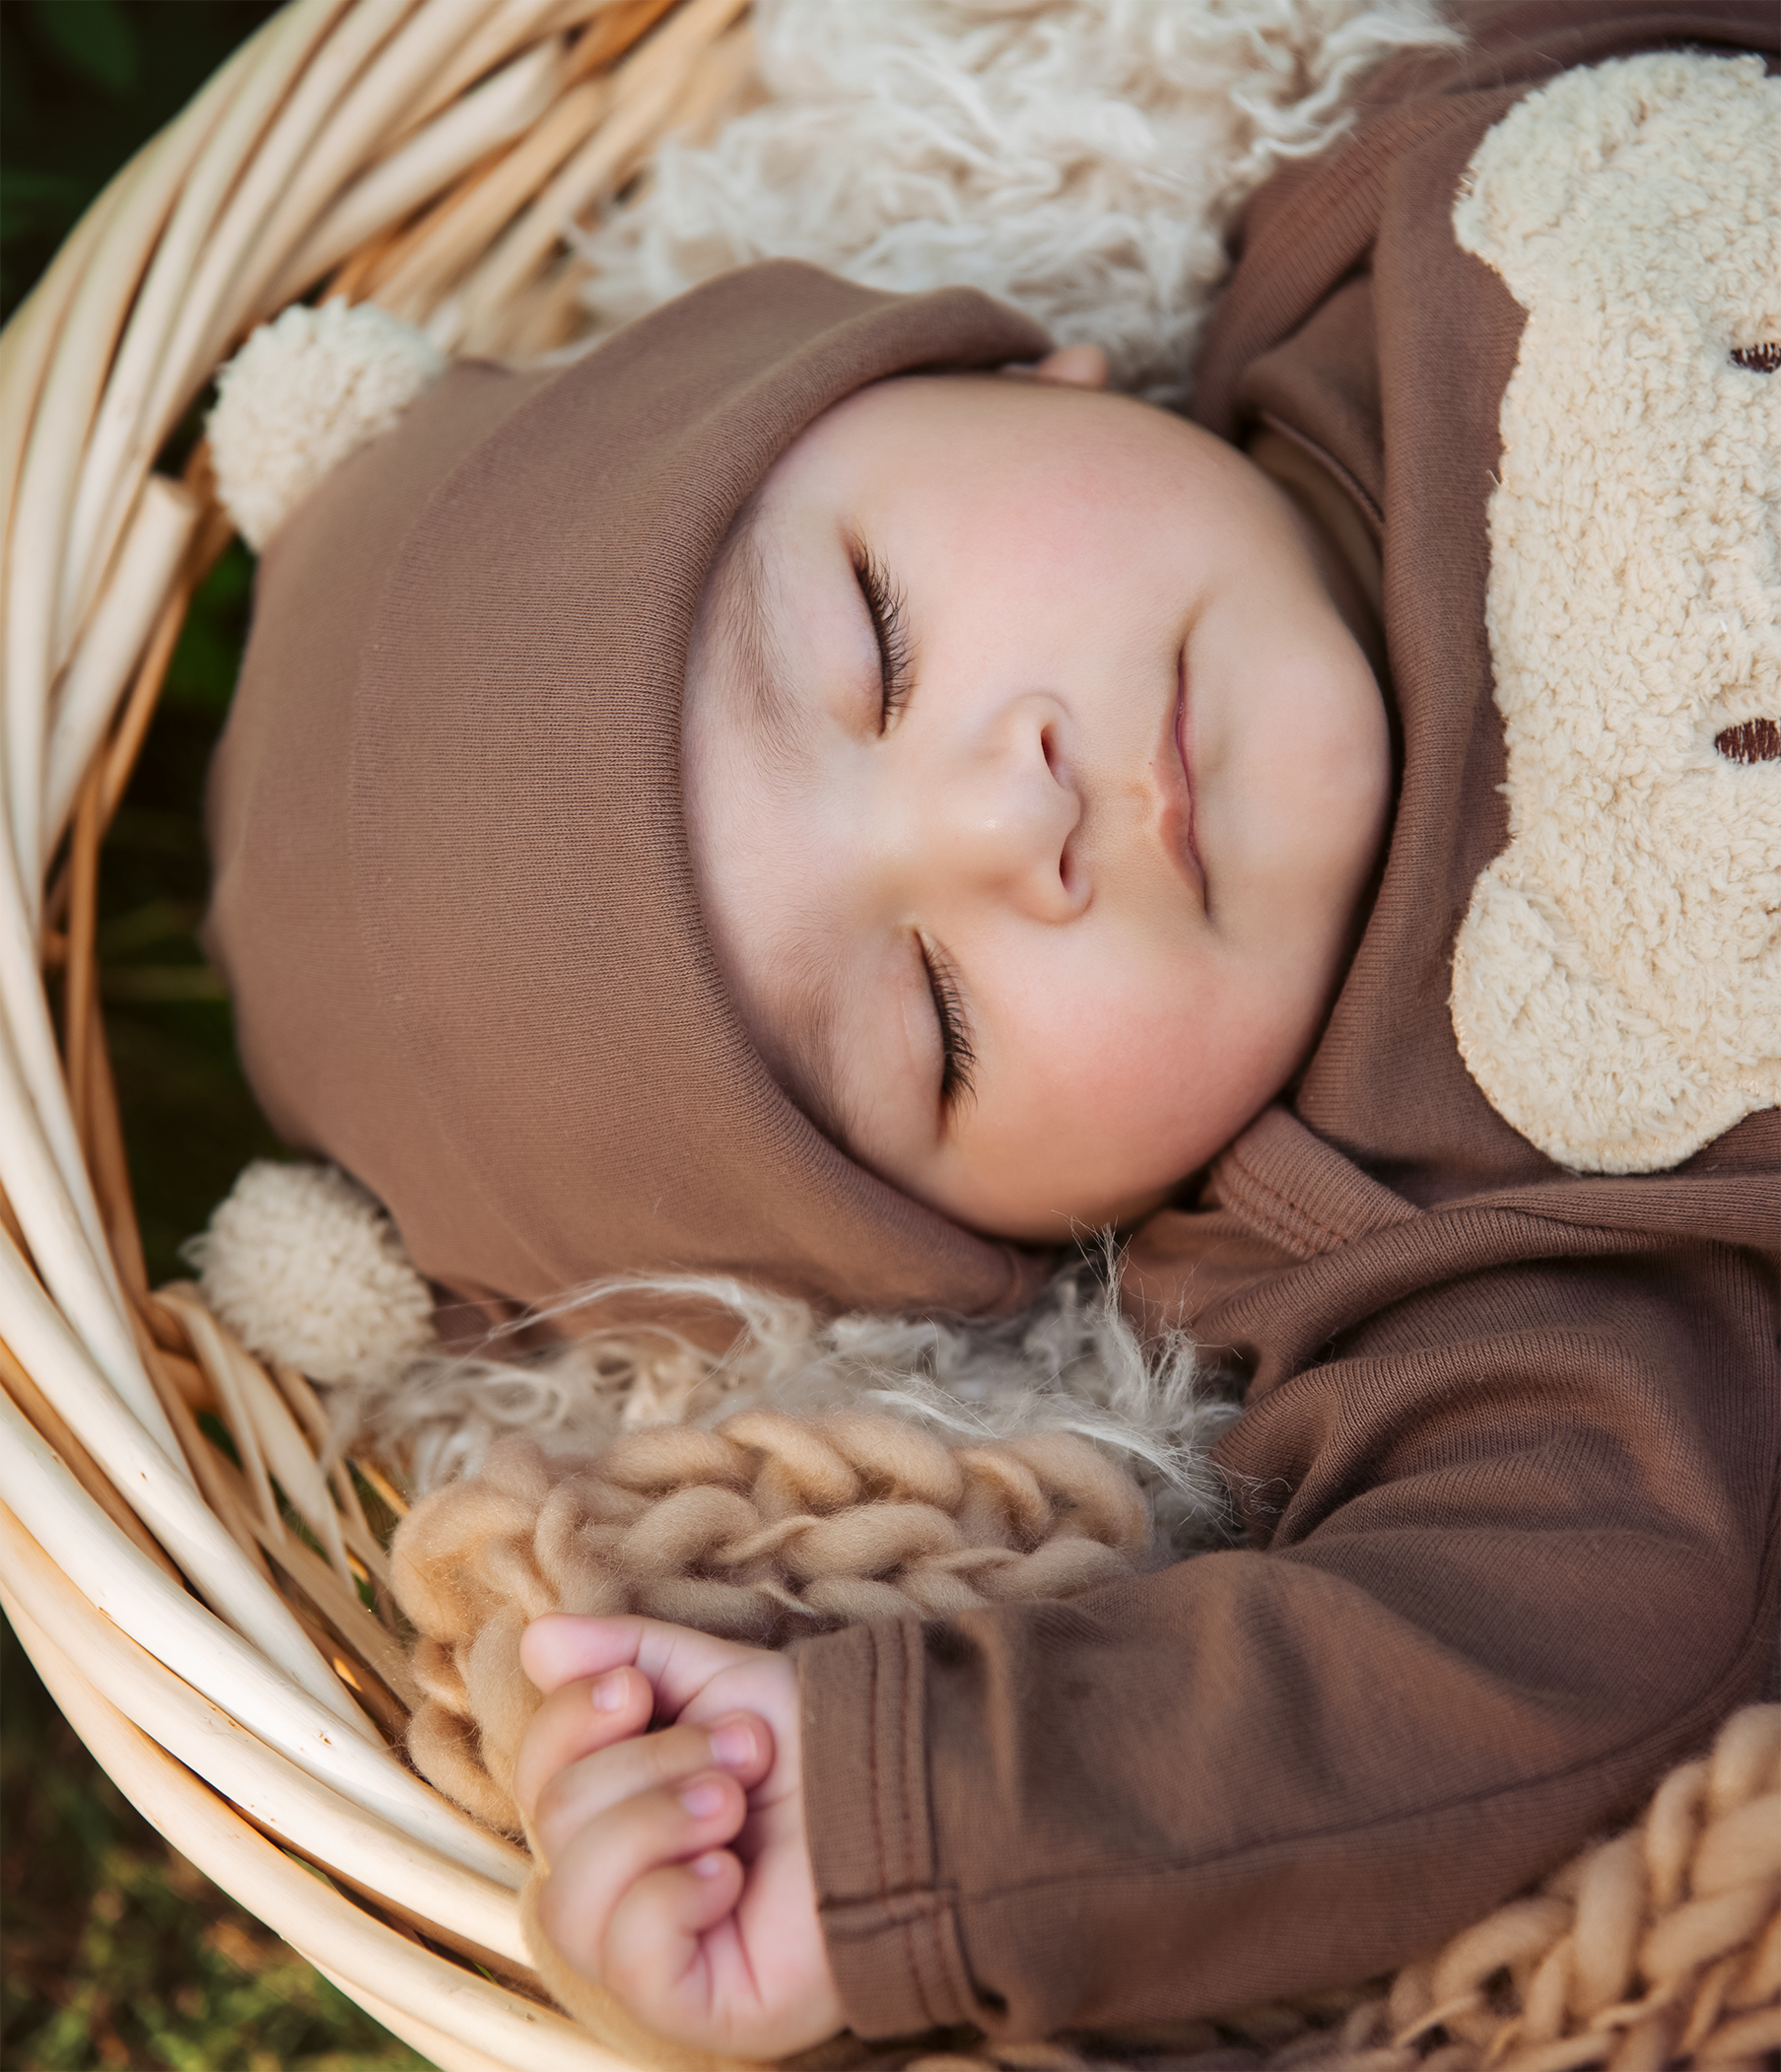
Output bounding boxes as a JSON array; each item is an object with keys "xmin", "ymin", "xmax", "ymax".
[
  {"xmin": 514, "ymin": 1665, "xmax": 652, "ymax": 1831},
  {"xmin": 535, "ymin": 1769, "xmax": 747, "ymax": 1984},
  {"xmin": 529, "ymin": 1710, "xmax": 771, "ymax": 1869},
  {"xmin": 599, "ymin": 1852, "xmax": 752, "ymax": 2040}
]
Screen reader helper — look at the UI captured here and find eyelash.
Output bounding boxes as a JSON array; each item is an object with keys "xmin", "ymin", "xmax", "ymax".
[
  {"xmin": 855, "ymin": 546, "xmax": 914, "ymax": 727},
  {"xmin": 852, "ymin": 547, "xmax": 967, "ymax": 1107},
  {"xmin": 922, "ymin": 940, "xmax": 977, "ymax": 1109}
]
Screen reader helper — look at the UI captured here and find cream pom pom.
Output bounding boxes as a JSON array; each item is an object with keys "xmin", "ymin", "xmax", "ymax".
[
  {"xmin": 188, "ymin": 1160, "xmax": 438, "ymax": 1386},
  {"xmin": 207, "ymin": 301, "xmax": 445, "ymax": 551}
]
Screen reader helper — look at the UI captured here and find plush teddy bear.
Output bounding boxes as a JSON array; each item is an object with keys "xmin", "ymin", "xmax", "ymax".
[{"xmin": 1448, "ymin": 50, "xmax": 1780, "ymax": 1175}]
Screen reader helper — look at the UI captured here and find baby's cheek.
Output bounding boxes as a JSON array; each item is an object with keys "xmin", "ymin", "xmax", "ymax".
[
  {"xmin": 1016, "ymin": 957, "xmax": 1291, "ymax": 1213},
  {"xmin": 932, "ymin": 1003, "xmax": 1199, "ymax": 1238}
]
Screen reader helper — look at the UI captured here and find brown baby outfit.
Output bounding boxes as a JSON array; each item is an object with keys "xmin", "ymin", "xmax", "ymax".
[{"xmin": 791, "ymin": 0, "xmax": 1781, "ymax": 2042}]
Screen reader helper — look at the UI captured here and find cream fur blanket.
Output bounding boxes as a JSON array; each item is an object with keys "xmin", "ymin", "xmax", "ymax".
[{"xmin": 570, "ymin": 0, "xmax": 1459, "ymax": 405}]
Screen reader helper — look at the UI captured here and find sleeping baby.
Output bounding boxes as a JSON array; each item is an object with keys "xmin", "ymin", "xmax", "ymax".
[{"xmin": 201, "ymin": 0, "xmax": 1778, "ymax": 2057}]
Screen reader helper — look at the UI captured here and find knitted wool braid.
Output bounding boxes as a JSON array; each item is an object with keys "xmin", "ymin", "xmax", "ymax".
[
  {"xmin": 1218, "ymin": 1701, "xmax": 1781, "ymax": 2072},
  {"xmin": 392, "ymin": 1410, "xmax": 1149, "ymax": 1838}
]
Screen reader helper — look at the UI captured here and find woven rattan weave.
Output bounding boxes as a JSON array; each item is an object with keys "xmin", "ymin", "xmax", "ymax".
[
  {"xmin": 3, "ymin": 7, "xmax": 755, "ymax": 2063},
  {"xmin": 0, "ymin": 6, "xmax": 1774, "ymax": 2068}
]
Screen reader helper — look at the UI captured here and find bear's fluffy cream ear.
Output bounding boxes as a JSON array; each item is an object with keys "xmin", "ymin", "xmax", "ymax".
[
  {"xmin": 207, "ymin": 301, "xmax": 445, "ymax": 551},
  {"xmin": 1452, "ymin": 48, "xmax": 1775, "ymax": 312},
  {"xmin": 186, "ymin": 1160, "xmax": 438, "ymax": 1386}
]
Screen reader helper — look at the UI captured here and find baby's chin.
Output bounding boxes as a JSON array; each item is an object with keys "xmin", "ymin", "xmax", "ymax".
[{"xmin": 919, "ymin": 1169, "xmax": 1180, "ymax": 1248}]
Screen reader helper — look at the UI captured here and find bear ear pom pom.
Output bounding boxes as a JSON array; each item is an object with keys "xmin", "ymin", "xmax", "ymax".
[
  {"xmin": 186, "ymin": 1160, "xmax": 438, "ymax": 1387},
  {"xmin": 207, "ymin": 301, "xmax": 445, "ymax": 552}
]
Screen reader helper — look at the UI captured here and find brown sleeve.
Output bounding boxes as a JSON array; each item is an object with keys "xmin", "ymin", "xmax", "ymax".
[{"xmin": 800, "ymin": 1226, "xmax": 1780, "ymax": 2038}]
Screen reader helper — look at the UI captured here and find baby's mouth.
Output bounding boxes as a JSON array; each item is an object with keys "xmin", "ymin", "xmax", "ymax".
[{"xmin": 1159, "ymin": 653, "xmax": 1205, "ymax": 895}]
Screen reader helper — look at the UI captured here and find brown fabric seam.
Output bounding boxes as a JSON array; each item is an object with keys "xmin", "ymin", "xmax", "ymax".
[
  {"xmin": 1211, "ymin": 1209, "xmax": 1778, "ymax": 1364},
  {"xmin": 1218, "ymin": 1148, "xmax": 1351, "ymax": 1258},
  {"xmin": 1219, "ymin": 1187, "xmax": 1325, "ymax": 1263},
  {"xmin": 1254, "ymin": 409, "xmax": 1385, "ymax": 538},
  {"xmin": 1216, "ymin": 1188, "xmax": 1781, "ymax": 1337},
  {"xmin": 822, "ymin": 1890, "xmax": 961, "ymax": 1932},
  {"xmin": 897, "ymin": 1627, "xmax": 937, "ymax": 2029},
  {"xmin": 1196, "ymin": 99, "xmax": 1472, "ymax": 434},
  {"xmin": 934, "ymin": 1902, "xmax": 978, "ymax": 2033},
  {"xmin": 866, "ymin": 1621, "xmax": 889, "ymax": 1901}
]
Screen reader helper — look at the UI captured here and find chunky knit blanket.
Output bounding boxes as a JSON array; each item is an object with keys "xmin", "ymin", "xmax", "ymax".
[{"xmin": 395, "ymin": 1418, "xmax": 1151, "ymax": 1837}]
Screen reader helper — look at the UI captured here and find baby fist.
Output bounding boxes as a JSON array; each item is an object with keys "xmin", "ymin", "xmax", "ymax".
[{"xmin": 515, "ymin": 1614, "xmax": 843, "ymax": 2059}]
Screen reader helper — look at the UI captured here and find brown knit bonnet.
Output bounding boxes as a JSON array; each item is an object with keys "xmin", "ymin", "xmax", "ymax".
[{"xmin": 204, "ymin": 263, "xmax": 1055, "ymax": 1327}]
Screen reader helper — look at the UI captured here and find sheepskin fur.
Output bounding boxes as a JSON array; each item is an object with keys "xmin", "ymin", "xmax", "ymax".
[
  {"xmin": 1448, "ymin": 52, "xmax": 1781, "ymax": 1171},
  {"xmin": 570, "ymin": 0, "xmax": 1460, "ymax": 405},
  {"xmin": 189, "ymin": 1159, "xmax": 1240, "ymax": 1538},
  {"xmin": 347, "ymin": 1261, "xmax": 1242, "ymax": 1550},
  {"xmin": 207, "ymin": 299, "xmax": 444, "ymax": 550}
]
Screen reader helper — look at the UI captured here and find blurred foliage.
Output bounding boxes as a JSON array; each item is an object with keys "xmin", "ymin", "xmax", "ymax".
[
  {"xmin": 1, "ymin": 0, "xmax": 285, "ymax": 320},
  {"xmin": 3, "ymin": 4, "xmax": 427, "ymax": 2066},
  {"xmin": 2, "ymin": 1617, "xmax": 432, "ymax": 2070}
]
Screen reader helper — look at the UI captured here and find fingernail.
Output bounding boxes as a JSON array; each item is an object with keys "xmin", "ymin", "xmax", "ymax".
[
  {"xmin": 692, "ymin": 1851, "xmax": 726, "ymax": 1879},
  {"xmin": 590, "ymin": 1671, "xmax": 628, "ymax": 1712},
  {"xmin": 680, "ymin": 1778, "xmax": 725, "ymax": 1820},
  {"xmin": 709, "ymin": 1721, "xmax": 754, "ymax": 1769}
]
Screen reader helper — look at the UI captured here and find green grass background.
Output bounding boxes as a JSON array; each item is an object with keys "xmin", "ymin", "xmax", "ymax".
[{"xmin": 3, "ymin": 3, "xmax": 429, "ymax": 2062}]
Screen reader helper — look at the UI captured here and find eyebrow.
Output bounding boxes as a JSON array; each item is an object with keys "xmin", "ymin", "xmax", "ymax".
[
  {"xmin": 704, "ymin": 491, "xmax": 808, "ymax": 787},
  {"xmin": 762, "ymin": 919, "xmax": 856, "ymax": 1152},
  {"xmin": 701, "ymin": 500, "xmax": 859, "ymax": 1142}
]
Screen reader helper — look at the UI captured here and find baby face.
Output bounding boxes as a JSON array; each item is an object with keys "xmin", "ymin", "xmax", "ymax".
[{"xmin": 682, "ymin": 369, "xmax": 1390, "ymax": 1242}]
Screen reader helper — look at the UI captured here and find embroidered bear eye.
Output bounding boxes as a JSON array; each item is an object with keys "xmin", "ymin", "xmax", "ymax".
[
  {"xmin": 1729, "ymin": 342, "xmax": 1779, "ymax": 373},
  {"xmin": 1715, "ymin": 719, "xmax": 1781, "ymax": 764}
]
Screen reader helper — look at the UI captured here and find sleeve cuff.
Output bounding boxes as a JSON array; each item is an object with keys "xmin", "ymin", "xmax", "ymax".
[{"xmin": 798, "ymin": 1618, "xmax": 983, "ymax": 2039}]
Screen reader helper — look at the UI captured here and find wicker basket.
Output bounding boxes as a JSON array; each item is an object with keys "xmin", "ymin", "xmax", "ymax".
[
  {"xmin": 1, "ymin": 6, "xmax": 1775, "ymax": 2069},
  {"xmin": 0, "ymin": 4, "xmax": 755, "ymax": 2064}
]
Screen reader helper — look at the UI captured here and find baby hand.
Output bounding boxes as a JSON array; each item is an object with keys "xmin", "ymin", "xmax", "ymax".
[{"xmin": 515, "ymin": 1613, "xmax": 843, "ymax": 2059}]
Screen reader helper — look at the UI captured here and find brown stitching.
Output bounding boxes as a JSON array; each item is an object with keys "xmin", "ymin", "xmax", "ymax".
[
  {"xmin": 1730, "ymin": 342, "xmax": 1779, "ymax": 373},
  {"xmin": 1716, "ymin": 718, "xmax": 1781, "ymax": 764},
  {"xmin": 1222, "ymin": 1180, "xmax": 1328, "ymax": 1260},
  {"xmin": 866, "ymin": 1624, "xmax": 890, "ymax": 1921},
  {"xmin": 887, "ymin": 1625, "xmax": 940, "ymax": 2030},
  {"xmin": 899, "ymin": 1627, "xmax": 924, "ymax": 2022},
  {"xmin": 901, "ymin": 1623, "xmax": 917, "ymax": 1895},
  {"xmin": 1226, "ymin": 1190, "xmax": 1323, "ymax": 1261},
  {"xmin": 1226, "ymin": 1146, "xmax": 1347, "ymax": 1244},
  {"xmin": 1254, "ymin": 409, "xmax": 1385, "ymax": 537},
  {"xmin": 904, "ymin": 1917, "xmax": 930, "ymax": 2029}
]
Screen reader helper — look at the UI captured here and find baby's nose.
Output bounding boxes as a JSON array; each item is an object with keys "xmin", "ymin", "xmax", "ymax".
[{"xmin": 928, "ymin": 697, "xmax": 1083, "ymax": 922}]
